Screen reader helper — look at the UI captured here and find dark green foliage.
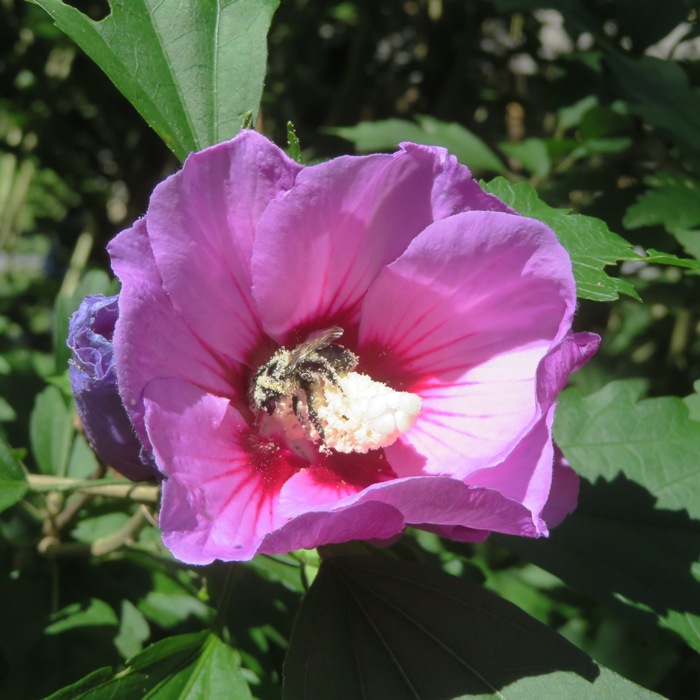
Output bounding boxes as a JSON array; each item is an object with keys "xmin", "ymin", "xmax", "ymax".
[{"xmin": 2, "ymin": 1, "xmax": 700, "ymax": 698}]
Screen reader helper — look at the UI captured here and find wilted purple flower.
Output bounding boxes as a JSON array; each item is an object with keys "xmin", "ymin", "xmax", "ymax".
[
  {"xmin": 68, "ymin": 294, "xmax": 159, "ymax": 482},
  {"xmin": 107, "ymin": 131, "xmax": 599, "ymax": 564}
]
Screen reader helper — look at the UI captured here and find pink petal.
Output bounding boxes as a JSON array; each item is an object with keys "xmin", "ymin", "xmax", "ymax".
[
  {"xmin": 398, "ymin": 142, "xmax": 514, "ymax": 220},
  {"xmin": 259, "ymin": 501, "xmax": 406, "ymax": 555},
  {"xmin": 537, "ymin": 331, "xmax": 600, "ymax": 407},
  {"xmin": 252, "ymin": 144, "xmax": 499, "ymax": 343},
  {"xmin": 144, "ymin": 379, "xmax": 306, "ymax": 564},
  {"xmin": 146, "ymin": 132, "xmax": 302, "ymax": 365},
  {"xmin": 278, "ymin": 450, "xmax": 396, "ymax": 518},
  {"xmin": 359, "ymin": 210, "xmax": 575, "ymax": 478},
  {"xmin": 464, "ymin": 406, "xmax": 557, "ymax": 534},
  {"xmin": 109, "ymin": 220, "xmax": 239, "ymax": 449},
  {"xmin": 354, "ymin": 477, "xmax": 541, "ymax": 536}
]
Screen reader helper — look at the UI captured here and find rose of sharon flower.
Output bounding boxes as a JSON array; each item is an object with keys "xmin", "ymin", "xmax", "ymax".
[
  {"xmin": 106, "ymin": 130, "xmax": 599, "ymax": 564},
  {"xmin": 68, "ymin": 294, "xmax": 159, "ymax": 482}
]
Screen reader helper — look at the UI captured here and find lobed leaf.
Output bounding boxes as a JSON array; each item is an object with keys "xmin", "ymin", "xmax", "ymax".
[
  {"xmin": 30, "ymin": 0, "xmax": 280, "ymax": 160},
  {"xmin": 498, "ymin": 380, "xmax": 700, "ymax": 652},
  {"xmin": 624, "ymin": 172, "xmax": 700, "ymax": 261},
  {"xmin": 482, "ymin": 177, "xmax": 640, "ymax": 301},
  {"xmin": 283, "ymin": 555, "xmax": 661, "ymax": 699}
]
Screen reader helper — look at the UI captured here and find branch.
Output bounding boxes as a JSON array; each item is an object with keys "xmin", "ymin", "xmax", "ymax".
[{"xmin": 27, "ymin": 474, "xmax": 160, "ymax": 504}]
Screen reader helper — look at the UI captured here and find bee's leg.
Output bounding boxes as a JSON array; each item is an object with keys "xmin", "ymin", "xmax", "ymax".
[
  {"xmin": 292, "ymin": 394, "xmax": 300, "ymax": 416},
  {"xmin": 302, "ymin": 384, "xmax": 326, "ymax": 442}
]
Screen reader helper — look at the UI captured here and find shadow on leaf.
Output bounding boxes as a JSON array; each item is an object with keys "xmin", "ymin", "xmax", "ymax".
[
  {"xmin": 283, "ymin": 554, "xmax": 657, "ymax": 699},
  {"xmin": 497, "ymin": 472, "xmax": 700, "ymax": 624}
]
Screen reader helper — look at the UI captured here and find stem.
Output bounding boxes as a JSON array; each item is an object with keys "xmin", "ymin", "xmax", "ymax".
[
  {"xmin": 39, "ymin": 508, "xmax": 150, "ymax": 559},
  {"xmin": 213, "ymin": 564, "xmax": 241, "ymax": 632},
  {"xmin": 27, "ymin": 474, "xmax": 160, "ymax": 503},
  {"xmin": 91, "ymin": 508, "xmax": 149, "ymax": 556}
]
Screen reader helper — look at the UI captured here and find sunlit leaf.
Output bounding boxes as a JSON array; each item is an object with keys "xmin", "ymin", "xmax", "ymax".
[
  {"xmin": 30, "ymin": 0, "xmax": 280, "ymax": 160},
  {"xmin": 45, "ymin": 632, "xmax": 252, "ymax": 700},
  {"xmin": 29, "ymin": 385, "xmax": 74, "ymax": 476},
  {"xmin": 482, "ymin": 177, "xmax": 640, "ymax": 301},
  {"xmin": 330, "ymin": 115, "xmax": 508, "ymax": 174},
  {"xmin": 499, "ymin": 381, "xmax": 700, "ymax": 652},
  {"xmin": 624, "ymin": 172, "xmax": 700, "ymax": 260},
  {"xmin": 114, "ymin": 600, "xmax": 151, "ymax": 660},
  {"xmin": 499, "ymin": 138, "xmax": 552, "ymax": 178},
  {"xmin": 45, "ymin": 599, "xmax": 119, "ymax": 635},
  {"xmin": 283, "ymin": 555, "xmax": 660, "ymax": 699}
]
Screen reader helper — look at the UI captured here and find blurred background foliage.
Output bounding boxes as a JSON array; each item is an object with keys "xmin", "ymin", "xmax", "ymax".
[{"xmin": 1, "ymin": 0, "xmax": 699, "ymax": 697}]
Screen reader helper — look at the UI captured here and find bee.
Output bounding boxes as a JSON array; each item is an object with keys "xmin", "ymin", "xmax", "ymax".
[{"xmin": 248, "ymin": 327, "xmax": 358, "ymax": 436}]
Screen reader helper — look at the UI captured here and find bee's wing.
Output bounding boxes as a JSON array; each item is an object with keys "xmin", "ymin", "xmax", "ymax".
[{"xmin": 289, "ymin": 327, "xmax": 344, "ymax": 369}]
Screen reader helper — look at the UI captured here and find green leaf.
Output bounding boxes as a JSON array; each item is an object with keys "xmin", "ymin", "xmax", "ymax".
[
  {"xmin": 498, "ymin": 380, "xmax": 700, "ymax": 652},
  {"xmin": 71, "ymin": 512, "xmax": 131, "ymax": 544},
  {"xmin": 330, "ymin": 115, "xmax": 508, "ymax": 174},
  {"xmin": 606, "ymin": 54, "xmax": 700, "ymax": 162},
  {"xmin": 557, "ymin": 95, "xmax": 599, "ymax": 134},
  {"xmin": 642, "ymin": 250, "xmax": 700, "ymax": 272},
  {"xmin": 482, "ymin": 177, "xmax": 640, "ymax": 301},
  {"xmin": 329, "ymin": 118, "xmax": 426, "ymax": 150},
  {"xmin": 29, "ymin": 385, "xmax": 75, "ymax": 476},
  {"xmin": 46, "ymin": 632, "xmax": 252, "ymax": 700},
  {"xmin": 45, "ymin": 599, "xmax": 119, "ymax": 635},
  {"xmin": 624, "ymin": 172, "xmax": 700, "ymax": 260},
  {"xmin": 114, "ymin": 600, "xmax": 151, "ymax": 660},
  {"xmin": 283, "ymin": 555, "xmax": 660, "ymax": 699},
  {"xmin": 499, "ymin": 138, "xmax": 552, "ymax": 178},
  {"xmin": 30, "ymin": 0, "xmax": 280, "ymax": 160},
  {"xmin": 66, "ymin": 432, "xmax": 101, "ymax": 479},
  {"xmin": 0, "ymin": 396, "xmax": 17, "ymax": 422},
  {"xmin": 0, "ymin": 435, "xmax": 28, "ymax": 513}
]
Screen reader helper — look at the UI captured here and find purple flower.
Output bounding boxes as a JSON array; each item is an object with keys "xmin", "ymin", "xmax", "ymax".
[
  {"xmin": 108, "ymin": 131, "xmax": 599, "ymax": 564},
  {"xmin": 68, "ymin": 294, "xmax": 159, "ymax": 482}
]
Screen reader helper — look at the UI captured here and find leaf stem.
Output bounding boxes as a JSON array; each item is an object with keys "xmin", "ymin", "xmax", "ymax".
[{"xmin": 27, "ymin": 474, "xmax": 160, "ymax": 503}]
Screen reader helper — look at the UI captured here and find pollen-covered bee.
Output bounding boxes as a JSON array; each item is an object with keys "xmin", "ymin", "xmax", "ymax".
[{"xmin": 248, "ymin": 327, "xmax": 358, "ymax": 433}]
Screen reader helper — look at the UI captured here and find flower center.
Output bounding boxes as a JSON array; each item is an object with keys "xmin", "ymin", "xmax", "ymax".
[{"xmin": 248, "ymin": 327, "xmax": 421, "ymax": 455}]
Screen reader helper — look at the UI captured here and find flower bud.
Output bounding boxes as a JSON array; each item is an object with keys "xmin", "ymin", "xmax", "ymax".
[{"xmin": 68, "ymin": 294, "xmax": 159, "ymax": 482}]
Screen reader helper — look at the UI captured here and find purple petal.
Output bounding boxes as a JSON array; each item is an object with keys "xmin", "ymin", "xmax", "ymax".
[
  {"xmin": 252, "ymin": 143, "xmax": 500, "ymax": 342},
  {"xmin": 145, "ymin": 379, "xmax": 305, "ymax": 564},
  {"xmin": 540, "ymin": 447, "xmax": 580, "ymax": 529},
  {"xmin": 68, "ymin": 295, "xmax": 159, "ymax": 482},
  {"xmin": 259, "ymin": 501, "xmax": 406, "ymax": 556},
  {"xmin": 146, "ymin": 132, "xmax": 302, "ymax": 363},
  {"xmin": 536, "ymin": 331, "xmax": 601, "ymax": 407},
  {"xmin": 109, "ymin": 219, "xmax": 243, "ymax": 449},
  {"xmin": 359, "ymin": 210, "xmax": 575, "ymax": 478},
  {"xmin": 398, "ymin": 142, "xmax": 514, "ymax": 220},
  {"xmin": 277, "ymin": 450, "xmax": 396, "ymax": 518},
  {"xmin": 464, "ymin": 407, "xmax": 557, "ymax": 534}
]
